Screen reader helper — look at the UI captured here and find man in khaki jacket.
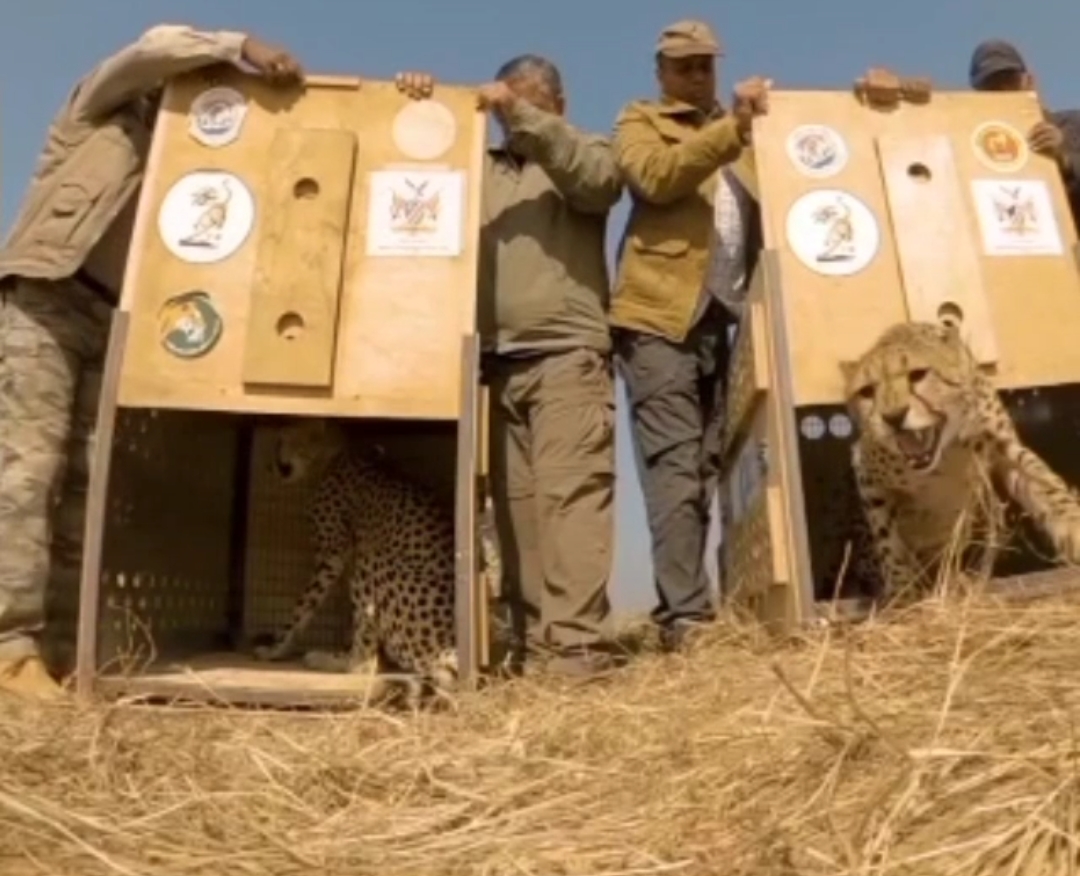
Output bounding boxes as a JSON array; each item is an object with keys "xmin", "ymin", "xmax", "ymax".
[
  {"xmin": 609, "ymin": 19, "xmax": 769, "ymax": 652},
  {"xmin": 421, "ymin": 56, "xmax": 622, "ymax": 678},
  {"xmin": 0, "ymin": 24, "xmax": 305, "ymax": 698}
]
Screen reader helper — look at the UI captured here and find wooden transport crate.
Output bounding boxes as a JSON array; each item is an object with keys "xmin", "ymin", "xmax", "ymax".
[
  {"xmin": 718, "ymin": 87, "xmax": 1080, "ymax": 630},
  {"xmin": 68, "ymin": 68, "xmax": 494, "ymax": 706}
]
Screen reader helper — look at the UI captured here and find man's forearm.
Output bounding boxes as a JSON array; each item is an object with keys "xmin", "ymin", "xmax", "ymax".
[
  {"xmin": 73, "ymin": 24, "xmax": 249, "ymax": 121},
  {"xmin": 503, "ymin": 100, "xmax": 622, "ymax": 214},
  {"xmin": 614, "ymin": 112, "xmax": 744, "ymax": 206}
]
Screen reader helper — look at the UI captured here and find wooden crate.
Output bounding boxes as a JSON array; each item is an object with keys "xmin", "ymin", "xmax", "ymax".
[
  {"xmin": 71, "ymin": 68, "xmax": 494, "ymax": 706},
  {"xmin": 719, "ymin": 87, "xmax": 1080, "ymax": 631}
]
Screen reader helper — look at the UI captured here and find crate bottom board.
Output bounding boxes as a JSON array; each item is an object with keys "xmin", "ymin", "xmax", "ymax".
[{"xmin": 92, "ymin": 652, "xmax": 389, "ymax": 708}]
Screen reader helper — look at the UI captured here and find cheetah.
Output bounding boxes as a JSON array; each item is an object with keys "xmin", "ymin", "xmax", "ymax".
[
  {"xmin": 841, "ymin": 320, "xmax": 1080, "ymax": 603},
  {"xmin": 251, "ymin": 418, "xmax": 459, "ymax": 698}
]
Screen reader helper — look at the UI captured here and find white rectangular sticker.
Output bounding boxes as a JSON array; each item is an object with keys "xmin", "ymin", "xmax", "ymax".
[
  {"xmin": 366, "ymin": 169, "xmax": 465, "ymax": 258},
  {"xmin": 970, "ymin": 178, "xmax": 1064, "ymax": 257}
]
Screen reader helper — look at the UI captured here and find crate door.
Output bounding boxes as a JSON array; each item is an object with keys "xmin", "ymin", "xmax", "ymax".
[
  {"xmin": 455, "ymin": 333, "xmax": 490, "ymax": 683},
  {"xmin": 718, "ymin": 253, "xmax": 816, "ymax": 632}
]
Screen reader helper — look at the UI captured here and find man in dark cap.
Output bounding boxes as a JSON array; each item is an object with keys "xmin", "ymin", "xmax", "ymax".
[{"xmin": 970, "ymin": 39, "xmax": 1080, "ymax": 228}]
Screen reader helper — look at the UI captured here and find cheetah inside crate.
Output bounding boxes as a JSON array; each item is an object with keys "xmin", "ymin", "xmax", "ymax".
[{"xmin": 75, "ymin": 410, "xmax": 494, "ymax": 709}]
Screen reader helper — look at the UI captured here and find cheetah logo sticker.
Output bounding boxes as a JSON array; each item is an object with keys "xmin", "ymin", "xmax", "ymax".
[{"xmin": 157, "ymin": 291, "xmax": 224, "ymax": 359}]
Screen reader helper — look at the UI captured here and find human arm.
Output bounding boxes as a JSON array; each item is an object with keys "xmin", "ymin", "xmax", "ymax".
[
  {"xmin": 612, "ymin": 104, "xmax": 743, "ymax": 206},
  {"xmin": 1028, "ymin": 115, "xmax": 1080, "ymax": 205},
  {"xmin": 497, "ymin": 97, "xmax": 622, "ymax": 214},
  {"xmin": 1049, "ymin": 111, "xmax": 1080, "ymax": 197},
  {"xmin": 72, "ymin": 24, "xmax": 302, "ymax": 122},
  {"xmin": 613, "ymin": 77, "xmax": 769, "ymax": 206}
]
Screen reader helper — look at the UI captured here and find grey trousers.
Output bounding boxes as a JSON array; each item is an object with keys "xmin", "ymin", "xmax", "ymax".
[
  {"xmin": 615, "ymin": 301, "xmax": 735, "ymax": 631},
  {"xmin": 0, "ymin": 278, "xmax": 110, "ymax": 661}
]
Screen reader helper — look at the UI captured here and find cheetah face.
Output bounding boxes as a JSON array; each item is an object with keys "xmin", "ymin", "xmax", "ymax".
[
  {"xmin": 271, "ymin": 418, "xmax": 349, "ymax": 484},
  {"xmin": 842, "ymin": 322, "xmax": 974, "ymax": 474}
]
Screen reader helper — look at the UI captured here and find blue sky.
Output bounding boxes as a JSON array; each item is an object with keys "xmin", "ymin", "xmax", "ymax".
[{"xmin": 2, "ymin": 1, "xmax": 1077, "ymax": 613}]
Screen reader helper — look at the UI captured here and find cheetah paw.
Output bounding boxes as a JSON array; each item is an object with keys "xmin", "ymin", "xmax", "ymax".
[{"xmin": 252, "ymin": 635, "xmax": 289, "ymax": 662}]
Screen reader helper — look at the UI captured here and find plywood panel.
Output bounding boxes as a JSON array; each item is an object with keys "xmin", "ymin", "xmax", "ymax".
[
  {"xmin": 117, "ymin": 69, "xmax": 487, "ymax": 420},
  {"xmin": 241, "ymin": 127, "xmax": 357, "ymax": 388},
  {"xmin": 753, "ymin": 90, "xmax": 1080, "ymax": 405},
  {"xmin": 876, "ymin": 133, "xmax": 998, "ymax": 365}
]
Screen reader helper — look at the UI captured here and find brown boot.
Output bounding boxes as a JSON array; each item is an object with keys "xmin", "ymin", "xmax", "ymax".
[{"xmin": 0, "ymin": 655, "xmax": 67, "ymax": 701}]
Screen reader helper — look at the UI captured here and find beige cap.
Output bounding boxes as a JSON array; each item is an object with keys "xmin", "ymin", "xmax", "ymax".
[{"xmin": 656, "ymin": 19, "xmax": 723, "ymax": 58}]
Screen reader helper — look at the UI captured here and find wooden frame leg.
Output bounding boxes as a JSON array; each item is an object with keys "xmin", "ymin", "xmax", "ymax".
[
  {"xmin": 454, "ymin": 332, "xmax": 489, "ymax": 686},
  {"xmin": 74, "ymin": 311, "xmax": 129, "ymax": 701}
]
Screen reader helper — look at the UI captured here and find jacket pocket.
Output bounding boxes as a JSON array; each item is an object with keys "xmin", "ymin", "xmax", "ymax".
[
  {"xmin": 31, "ymin": 179, "xmax": 107, "ymax": 247},
  {"xmin": 631, "ymin": 237, "xmax": 690, "ymax": 258},
  {"xmin": 620, "ymin": 236, "xmax": 700, "ymax": 311}
]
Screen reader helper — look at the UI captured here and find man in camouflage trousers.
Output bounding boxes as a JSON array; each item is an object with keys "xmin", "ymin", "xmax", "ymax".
[{"xmin": 0, "ymin": 24, "xmax": 305, "ymax": 699}]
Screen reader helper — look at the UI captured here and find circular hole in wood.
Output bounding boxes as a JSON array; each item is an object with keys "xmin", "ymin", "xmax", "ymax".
[
  {"xmin": 938, "ymin": 301, "xmax": 964, "ymax": 327},
  {"xmin": 293, "ymin": 177, "xmax": 319, "ymax": 199},
  {"xmin": 907, "ymin": 162, "xmax": 932, "ymax": 182},
  {"xmin": 276, "ymin": 311, "xmax": 305, "ymax": 340}
]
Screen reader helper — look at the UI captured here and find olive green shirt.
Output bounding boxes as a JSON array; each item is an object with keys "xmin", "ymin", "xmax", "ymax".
[{"xmin": 478, "ymin": 100, "xmax": 623, "ymax": 356}]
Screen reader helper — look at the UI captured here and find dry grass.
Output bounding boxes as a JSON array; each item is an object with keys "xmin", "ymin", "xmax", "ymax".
[{"xmin": 5, "ymin": 592, "xmax": 1080, "ymax": 875}]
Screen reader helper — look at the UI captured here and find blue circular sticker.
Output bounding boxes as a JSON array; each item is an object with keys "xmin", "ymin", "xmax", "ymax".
[{"xmin": 157, "ymin": 291, "xmax": 224, "ymax": 359}]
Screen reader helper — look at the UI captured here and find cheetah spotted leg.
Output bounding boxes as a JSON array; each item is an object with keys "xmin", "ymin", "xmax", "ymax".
[
  {"xmin": 303, "ymin": 565, "xmax": 379, "ymax": 674},
  {"xmin": 398, "ymin": 649, "xmax": 459, "ymax": 711},
  {"xmin": 254, "ymin": 552, "xmax": 349, "ymax": 662},
  {"xmin": 996, "ymin": 438, "xmax": 1080, "ymax": 566},
  {"xmin": 855, "ymin": 472, "xmax": 924, "ymax": 604}
]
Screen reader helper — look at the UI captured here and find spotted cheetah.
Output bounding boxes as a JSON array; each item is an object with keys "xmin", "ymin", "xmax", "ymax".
[
  {"xmin": 841, "ymin": 320, "xmax": 1080, "ymax": 602},
  {"xmin": 251, "ymin": 418, "xmax": 459, "ymax": 697}
]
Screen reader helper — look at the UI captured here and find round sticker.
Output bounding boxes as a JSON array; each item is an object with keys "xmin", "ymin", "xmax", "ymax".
[
  {"xmin": 157, "ymin": 170, "xmax": 255, "ymax": 265},
  {"xmin": 786, "ymin": 124, "xmax": 848, "ymax": 178},
  {"xmin": 828, "ymin": 413, "xmax": 853, "ymax": 439},
  {"xmin": 971, "ymin": 120, "xmax": 1029, "ymax": 173},
  {"xmin": 800, "ymin": 415, "xmax": 826, "ymax": 440},
  {"xmin": 786, "ymin": 189, "xmax": 881, "ymax": 277},
  {"xmin": 188, "ymin": 86, "xmax": 248, "ymax": 148},
  {"xmin": 157, "ymin": 291, "xmax": 224, "ymax": 359},
  {"xmin": 392, "ymin": 99, "xmax": 458, "ymax": 161}
]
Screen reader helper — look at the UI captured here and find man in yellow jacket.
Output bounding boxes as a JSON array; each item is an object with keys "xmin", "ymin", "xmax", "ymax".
[
  {"xmin": 609, "ymin": 19, "xmax": 768, "ymax": 652},
  {"xmin": 0, "ymin": 24, "xmax": 306, "ymax": 698}
]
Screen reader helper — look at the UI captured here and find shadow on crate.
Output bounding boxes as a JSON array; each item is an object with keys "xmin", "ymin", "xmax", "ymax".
[{"xmin": 61, "ymin": 408, "xmax": 476, "ymax": 705}]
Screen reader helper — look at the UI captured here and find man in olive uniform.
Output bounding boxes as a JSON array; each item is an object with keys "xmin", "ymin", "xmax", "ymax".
[
  {"xmin": 0, "ymin": 24, "xmax": 305, "ymax": 698},
  {"xmin": 609, "ymin": 19, "xmax": 769, "ymax": 653},
  {"xmin": 473, "ymin": 56, "xmax": 623, "ymax": 677}
]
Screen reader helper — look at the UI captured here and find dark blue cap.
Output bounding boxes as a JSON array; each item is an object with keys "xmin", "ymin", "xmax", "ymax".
[{"xmin": 969, "ymin": 40, "xmax": 1027, "ymax": 89}]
